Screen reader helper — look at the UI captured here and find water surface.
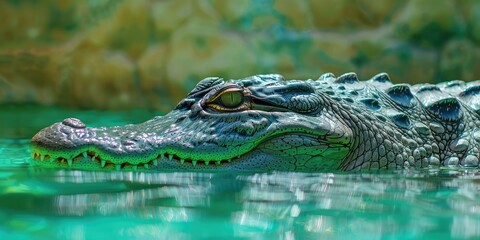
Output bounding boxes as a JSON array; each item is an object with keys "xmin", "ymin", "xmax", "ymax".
[{"xmin": 1, "ymin": 106, "xmax": 479, "ymax": 239}]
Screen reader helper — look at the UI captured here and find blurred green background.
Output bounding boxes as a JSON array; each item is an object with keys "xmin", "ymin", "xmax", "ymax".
[{"xmin": 1, "ymin": 0, "xmax": 480, "ymax": 111}]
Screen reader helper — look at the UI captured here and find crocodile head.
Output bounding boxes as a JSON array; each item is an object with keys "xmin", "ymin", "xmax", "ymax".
[{"xmin": 31, "ymin": 74, "xmax": 354, "ymax": 171}]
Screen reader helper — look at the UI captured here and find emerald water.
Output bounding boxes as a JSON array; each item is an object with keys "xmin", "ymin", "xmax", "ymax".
[{"xmin": 1, "ymin": 105, "xmax": 480, "ymax": 239}]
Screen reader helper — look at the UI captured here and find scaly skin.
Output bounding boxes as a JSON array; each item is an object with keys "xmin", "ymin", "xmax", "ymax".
[{"xmin": 30, "ymin": 73, "xmax": 480, "ymax": 171}]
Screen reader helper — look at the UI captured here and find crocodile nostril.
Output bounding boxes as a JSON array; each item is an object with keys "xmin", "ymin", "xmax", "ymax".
[{"xmin": 62, "ymin": 118, "xmax": 86, "ymax": 129}]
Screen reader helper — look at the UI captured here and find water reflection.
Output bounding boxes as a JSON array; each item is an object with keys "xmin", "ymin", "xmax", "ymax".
[
  {"xmin": 52, "ymin": 171, "xmax": 213, "ymax": 217},
  {"xmin": 1, "ymin": 168, "xmax": 479, "ymax": 239}
]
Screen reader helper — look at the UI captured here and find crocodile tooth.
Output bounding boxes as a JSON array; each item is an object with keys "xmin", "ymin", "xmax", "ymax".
[
  {"xmin": 168, "ymin": 154, "xmax": 173, "ymax": 161},
  {"xmin": 153, "ymin": 159, "xmax": 158, "ymax": 166},
  {"xmin": 215, "ymin": 161, "xmax": 221, "ymax": 165},
  {"xmin": 82, "ymin": 152, "xmax": 88, "ymax": 159},
  {"xmin": 50, "ymin": 157, "xmax": 55, "ymax": 162},
  {"xmin": 144, "ymin": 164, "xmax": 149, "ymax": 169},
  {"xmin": 132, "ymin": 165, "xmax": 138, "ymax": 171},
  {"xmin": 92, "ymin": 155, "xmax": 96, "ymax": 161},
  {"xmin": 180, "ymin": 159, "xmax": 185, "ymax": 164},
  {"xmin": 115, "ymin": 164, "xmax": 121, "ymax": 171},
  {"xmin": 101, "ymin": 160, "xmax": 106, "ymax": 168},
  {"xmin": 161, "ymin": 154, "xmax": 166, "ymax": 161},
  {"xmin": 204, "ymin": 160, "xmax": 210, "ymax": 166},
  {"xmin": 67, "ymin": 158, "xmax": 73, "ymax": 167},
  {"xmin": 192, "ymin": 160, "xmax": 197, "ymax": 166},
  {"xmin": 40, "ymin": 155, "xmax": 45, "ymax": 161},
  {"xmin": 227, "ymin": 159, "xmax": 232, "ymax": 163}
]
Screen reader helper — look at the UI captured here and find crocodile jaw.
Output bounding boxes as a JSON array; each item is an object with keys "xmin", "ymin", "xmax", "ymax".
[{"xmin": 30, "ymin": 109, "xmax": 352, "ymax": 171}]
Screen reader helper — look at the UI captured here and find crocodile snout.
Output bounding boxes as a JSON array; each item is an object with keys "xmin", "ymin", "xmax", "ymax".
[{"xmin": 31, "ymin": 118, "xmax": 90, "ymax": 151}]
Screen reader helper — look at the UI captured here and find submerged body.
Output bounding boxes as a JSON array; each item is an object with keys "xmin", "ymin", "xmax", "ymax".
[{"xmin": 31, "ymin": 73, "xmax": 480, "ymax": 171}]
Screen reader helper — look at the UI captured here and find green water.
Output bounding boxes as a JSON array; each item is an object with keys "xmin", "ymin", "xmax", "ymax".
[{"xmin": 1, "ymin": 105, "xmax": 480, "ymax": 239}]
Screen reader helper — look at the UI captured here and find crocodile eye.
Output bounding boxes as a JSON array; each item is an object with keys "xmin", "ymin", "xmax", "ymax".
[
  {"xmin": 206, "ymin": 87, "xmax": 249, "ymax": 112},
  {"xmin": 219, "ymin": 91, "xmax": 244, "ymax": 108}
]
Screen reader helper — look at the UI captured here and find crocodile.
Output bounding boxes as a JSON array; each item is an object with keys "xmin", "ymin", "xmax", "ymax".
[{"xmin": 30, "ymin": 72, "xmax": 480, "ymax": 171}]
